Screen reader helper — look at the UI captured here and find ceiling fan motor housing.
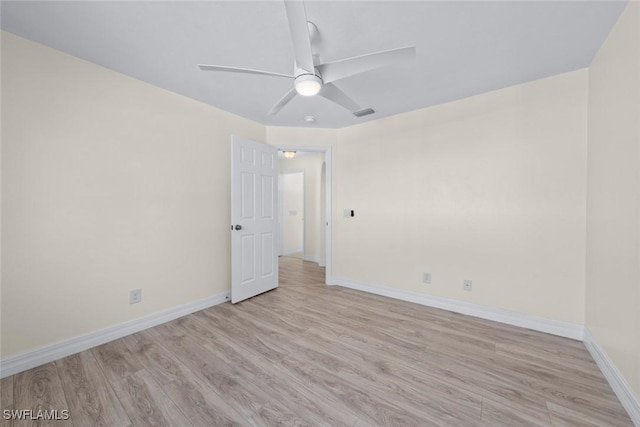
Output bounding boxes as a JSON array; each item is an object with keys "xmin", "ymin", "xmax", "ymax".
[{"xmin": 294, "ymin": 73, "xmax": 323, "ymax": 96}]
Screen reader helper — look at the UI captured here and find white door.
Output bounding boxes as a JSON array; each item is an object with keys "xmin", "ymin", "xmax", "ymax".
[{"xmin": 231, "ymin": 136, "xmax": 279, "ymax": 303}]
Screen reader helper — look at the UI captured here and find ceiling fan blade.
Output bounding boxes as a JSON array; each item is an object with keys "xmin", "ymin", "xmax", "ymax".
[
  {"xmin": 283, "ymin": 0, "xmax": 315, "ymax": 73},
  {"xmin": 268, "ymin": 87, "xmax": 298, "ymax": 115},
  {"xmin": 198, "ymin": 64, "xmax": 293, "ymax": 79},
  {"xmin": 319, "ymin": 83, "xmax": 361, "ymax": 113},
  {"xmin": 317, "ymin": 46, "xmax": 415, "ymax": 83}
]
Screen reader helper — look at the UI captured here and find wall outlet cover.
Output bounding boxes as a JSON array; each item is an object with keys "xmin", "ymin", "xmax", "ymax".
[{"xmin": 129, "ymin": 288, "xmax": 142, "ymax": 304}]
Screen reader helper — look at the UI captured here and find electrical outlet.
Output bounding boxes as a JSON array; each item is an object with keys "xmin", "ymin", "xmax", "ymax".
[
  {"xmin": 422, "ymin": 272, "xmax": 432, "ymax": 284},
  {"xmin": 129, "ymin": 288, "xmax": 142, "ymax": 304},
  {"xmin": 463, "ymin": 280, "xmax": 472, "ymax": 292}
]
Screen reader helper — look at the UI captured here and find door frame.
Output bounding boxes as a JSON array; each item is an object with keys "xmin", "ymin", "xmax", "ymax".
[
  {"xmin": 277, "ymin": 145, "xmax": 332, "ymax": 285},
  {"xmin": 278, "ymin": 169, "xmax": 305, "ymax": 257}
]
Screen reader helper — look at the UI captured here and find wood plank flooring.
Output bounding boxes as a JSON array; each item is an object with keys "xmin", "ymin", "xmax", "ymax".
[{"xmin": 0, "ymin": 256, "xmax": 633, "ymax": 426}]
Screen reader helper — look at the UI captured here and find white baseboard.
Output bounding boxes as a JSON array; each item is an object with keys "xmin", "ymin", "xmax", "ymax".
[
  {"xmin": 330, "ymin": 276, "xmax": 584, "ymax": 340},
  {"xmin": 303, "ymin": 254, "xmax": 318, "ymax": 263},
  {"xmin": 0, "ymin": 291, "xmax": 230, "ymax": 379},
  {"xmin": 282, "ymin": 248, "xmax": 303, "ymax": 256},
  {"xmin": 303, "ymin": 255, "xmax": 325, "ymax": 267},
  {"xmin": 583, "ymin": 329, "xmax": 640, "ymax": 426}
]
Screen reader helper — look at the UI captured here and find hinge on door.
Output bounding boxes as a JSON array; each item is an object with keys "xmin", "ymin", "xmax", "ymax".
[{"xmin": 231, "ymin": 225, "xmax": 233, "ymax": 230}]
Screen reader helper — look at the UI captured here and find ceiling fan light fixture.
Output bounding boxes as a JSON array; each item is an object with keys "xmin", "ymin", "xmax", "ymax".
[
  {"xmin": 294, "ymin": 74, "xmax": 322, "ymax": 96},
  {"xmin": 283, "ymin": 151, "xmax": 296, "ymax": 158}
]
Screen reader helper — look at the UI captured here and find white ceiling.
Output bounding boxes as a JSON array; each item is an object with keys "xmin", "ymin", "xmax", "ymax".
[{"xmin": 1, "ymin": 1, "xmax": 627, "ymax": 129}]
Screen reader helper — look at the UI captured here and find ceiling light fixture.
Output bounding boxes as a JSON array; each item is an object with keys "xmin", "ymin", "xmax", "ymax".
[
  {"xmin": 283, "ymin": 151, "xmax": 296, "ymax": 159},
  {"xmin": 294, "ymin": 74, "xmax": 322, "ymax": 97}
]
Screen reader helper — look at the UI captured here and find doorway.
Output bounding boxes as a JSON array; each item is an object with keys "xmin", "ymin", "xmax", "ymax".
[{"xmin": 277, "ymin": 146, "xmax": 332, "ymax": 284}]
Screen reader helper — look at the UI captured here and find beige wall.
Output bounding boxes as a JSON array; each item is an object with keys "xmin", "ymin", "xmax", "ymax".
[
  {"xmin": 268, "ymin": 71, "xmax": 589, "ymax": 325},
  {"xmin": 281, "ymin": 172, "xmax": 304, "ymax": 254},
  {"xmin": 267, "ymin": 127, "xmax": 337, "ymax": 150},
  {"xmin": 280, "ymin": 152, "xmax": 325, "ymax": 263},
  {"xmin": 331, "ymin": 70, "xmax": 589, "ymax": 324},
  {"xmin": 586, "ymin": 1, "xmax": 640, "ymax": 398},
  {"xmin": 1, "ymin": 32, "xmax": 265, "ymax": 357}
]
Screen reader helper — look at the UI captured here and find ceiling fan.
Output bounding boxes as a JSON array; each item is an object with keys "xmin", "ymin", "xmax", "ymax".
[{"xmin": 198, "ymin": 0, "xmax": 415, "ymax": 117}]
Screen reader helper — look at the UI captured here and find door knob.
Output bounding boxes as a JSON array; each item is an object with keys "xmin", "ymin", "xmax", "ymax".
[{"xmin": 234, "ymin": 225, "xmax": 242, "ymax": 230}]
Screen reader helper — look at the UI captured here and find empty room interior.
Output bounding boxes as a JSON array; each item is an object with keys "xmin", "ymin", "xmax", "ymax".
[{"xmin": 1, "ymin": 0, "xmax": 639, "ymax": 425}]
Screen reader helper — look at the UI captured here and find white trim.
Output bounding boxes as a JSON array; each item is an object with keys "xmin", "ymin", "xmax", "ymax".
[
  {"xmin": 330, "ymin": 276, "xmax": 584, "ymax": 340},
  {"xmin": 324, "ymin": 147, "xmax": 332, "ymax": 282},
  {"xmin": 282, "ymin": 247, "xmax": 303, "ymax": 256},
  {"xmin": 277, "ymin": 144, "xmax": 332, "ymax": 285},
  {"xmin": 583, "ymin": 329, "xmax": 640, "ymax": 426},
  {"xmin": 302, "ymin": 255, "xmax": 322, "ymax": 267},
  {"xmin": 278, "ymin": 173, "xmax": 284, "ymax": 256},
  {"xmin": 0, "ymin": 291, "xmax": 230, "ymax": 379}
]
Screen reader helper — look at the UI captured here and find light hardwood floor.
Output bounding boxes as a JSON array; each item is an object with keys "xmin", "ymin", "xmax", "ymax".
[{"xmin": 0, "ymin": 256, "xmax": 633, "ymax": 426}]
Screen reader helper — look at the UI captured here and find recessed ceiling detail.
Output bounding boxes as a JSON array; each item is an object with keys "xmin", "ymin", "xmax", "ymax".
[{"xmin": 0, "ymin": 1, "xmax": 628, "ymax": 128}]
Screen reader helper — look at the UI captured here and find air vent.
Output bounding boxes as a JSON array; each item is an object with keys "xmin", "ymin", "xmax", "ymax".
[{"xmin": 353, "ymin": 108, "xmax": 375, "ymax": 118}]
